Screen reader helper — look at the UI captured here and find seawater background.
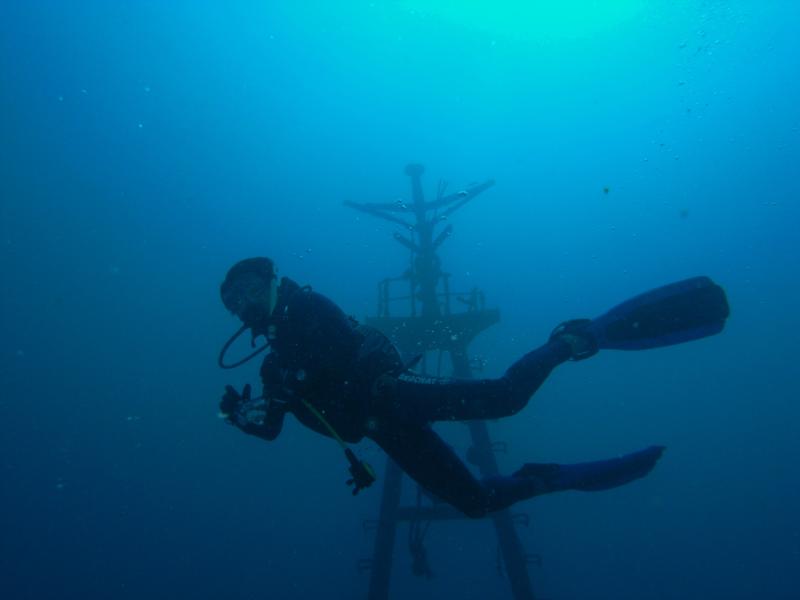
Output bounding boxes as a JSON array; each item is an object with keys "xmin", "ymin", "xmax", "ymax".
[{"xmin": 1, "ymin": 2, "xmax": 798, "ymax": 599}]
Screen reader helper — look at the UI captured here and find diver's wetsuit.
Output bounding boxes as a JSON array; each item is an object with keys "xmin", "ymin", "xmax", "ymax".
[{"xmin": 233, "ymin": 277, "xmax": 662, "ymax": 518}]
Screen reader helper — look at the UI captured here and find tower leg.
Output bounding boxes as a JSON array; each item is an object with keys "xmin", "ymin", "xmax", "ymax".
[
  {"xmin": 453, "ymin": 347, "xmax": 536, "ymax": 600},
  {"xmin": 367, "ymin": 458, "xmax": 404, "ymax": 600}
]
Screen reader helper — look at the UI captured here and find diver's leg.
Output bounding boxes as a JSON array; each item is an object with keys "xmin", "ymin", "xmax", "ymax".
[
  {"xmin": 391, "ymin": 339, "xmax": 572, "ymax": 423},
  {"xmin": 370, "ymin": 424, "xmax": 666, "ymax": 518},
  {"xmin": 369, "ymin": 422, "xmax": 492, "ymax": 518}
]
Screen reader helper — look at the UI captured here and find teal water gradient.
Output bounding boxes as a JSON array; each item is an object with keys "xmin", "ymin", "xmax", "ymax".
[{"xmin": 1, "ymin": 2, "xmax": 798, "ymax": 599}]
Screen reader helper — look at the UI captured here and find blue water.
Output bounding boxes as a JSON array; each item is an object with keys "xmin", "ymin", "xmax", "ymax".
[{"xmin": 2, "ymin": 2, "xmax": 798, "ymax": 598}]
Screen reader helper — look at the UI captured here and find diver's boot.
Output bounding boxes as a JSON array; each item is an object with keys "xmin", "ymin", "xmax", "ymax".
[
  {"xmin": 513, "ymin": 445, "xmax": 666, "ymax": 493},
  {"xmin": 549, "ymin": 318, "xmax": 599, "ymax": 360}
]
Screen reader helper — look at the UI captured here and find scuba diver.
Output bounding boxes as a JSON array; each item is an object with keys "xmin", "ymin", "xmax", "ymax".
[{"xmin": 217, "ymin": 257, "xmax": 729, "ymax": 518}]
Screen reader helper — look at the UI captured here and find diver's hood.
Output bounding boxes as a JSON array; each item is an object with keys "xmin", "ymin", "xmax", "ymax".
[{"xmin": 217, "ymin": 277, "xmax": 301, "ymax": 369}]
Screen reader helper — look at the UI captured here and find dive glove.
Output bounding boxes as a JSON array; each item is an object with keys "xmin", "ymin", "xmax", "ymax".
[
  {"xmin": 220, "ymin": 383, "xmax": 268, "ymax": 427},
  {"xmin": 220, "ymin": 383, "xmax": 251, "ymax": 418}
]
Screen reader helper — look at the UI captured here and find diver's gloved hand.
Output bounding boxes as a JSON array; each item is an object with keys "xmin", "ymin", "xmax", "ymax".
[
  {"xmin": 220, "ymin": 383, "xmax": 252, "ymax": 421},
  {"xmin": 221, "ymin": 383, "xmax": 270, "ymax": 429}
]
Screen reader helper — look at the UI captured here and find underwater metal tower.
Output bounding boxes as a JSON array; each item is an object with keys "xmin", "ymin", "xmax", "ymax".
[{"xmin": 347, "ymin": 164, "xmax": 540, "ymax": 600}]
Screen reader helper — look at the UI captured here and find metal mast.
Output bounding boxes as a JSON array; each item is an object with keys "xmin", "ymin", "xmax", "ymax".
[{"xmin": 347, "ymin": 164, "xmax": 539, "ymax": 600}]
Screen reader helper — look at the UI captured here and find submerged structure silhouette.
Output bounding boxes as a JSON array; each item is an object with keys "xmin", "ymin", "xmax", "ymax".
[{"xmin": 347, "ymin": 164, "xmax": 541, "ymax": 600}]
